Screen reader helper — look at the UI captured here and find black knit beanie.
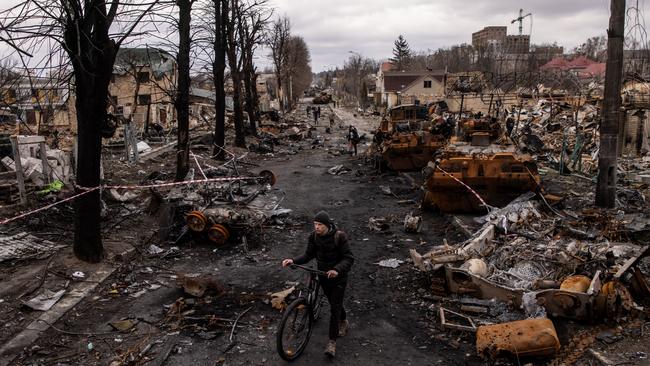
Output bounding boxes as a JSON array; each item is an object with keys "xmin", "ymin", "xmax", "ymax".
[{"xmin": 314, "ymin": 210, "xmax": 332, "ymax": 228}]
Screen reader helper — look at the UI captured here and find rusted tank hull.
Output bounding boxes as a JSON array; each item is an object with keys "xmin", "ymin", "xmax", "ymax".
[
  {"xmin": 423, "ymin": 153, "xmax": 541, "ymax": 213},
  {"xmin": 383, "ymin": 147, "xmax": 438, "ymax": 171},
  {"xmin": 476, "ymin": 318, "xmax": 560, "ymax": 359},
  {"xmin": 380, "ymin": 135, "xmax": 445, "ymax": 171}
]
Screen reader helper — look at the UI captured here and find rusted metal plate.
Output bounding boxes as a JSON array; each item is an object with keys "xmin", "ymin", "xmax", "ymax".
[
  {"xmin": 559, "ymin": 275, "xmax": 591, "ymax": 293},
  {"xmin": 423, "ymin": 153, "xmax": 541, "ymax": 213},
  {"xmin": 461, "ymin": 118, "xmax": 502, "ymax": 141},
  {"xmin": 535, "ymin": 289, "xmax": 594, "ymax": 321},
  {"xmin": 381, "ymin": 133, "xmax": 446, "ymax": 171},
  {"xmin": 259, "ymin": 125, "xmax": 281, "ymax": 135},
  {"xmin": 535, "ymin": 275, "xmax": 640, "ymax": 323},
  {"xmin": 444, "ymin": 266, "xmax": 524, "ymax": 307},
  {"xmin": 476, "ymin": 318, "xmax": 560, "ymax": 359}
]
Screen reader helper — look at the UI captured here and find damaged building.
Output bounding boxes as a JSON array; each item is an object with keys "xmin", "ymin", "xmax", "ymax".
[{"xmin": 109, "ymin": 47, "xmax": 178, "ymax": 135}]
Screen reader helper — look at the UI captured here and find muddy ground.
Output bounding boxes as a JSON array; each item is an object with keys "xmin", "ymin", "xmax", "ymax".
[{"xmin": 1, "ymin": 104, "xmax": 649, "ymax": 366}]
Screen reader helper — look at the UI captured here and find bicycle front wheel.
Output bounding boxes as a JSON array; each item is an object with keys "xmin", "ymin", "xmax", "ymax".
[{"xmin": 277, "ymin": 297, "xmax": 314, "ymax": 361}]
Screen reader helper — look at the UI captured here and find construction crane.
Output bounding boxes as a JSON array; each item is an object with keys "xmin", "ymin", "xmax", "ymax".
[{"xmin": 511, "ymin": 8, "xmax": 532, "ymax": 35}]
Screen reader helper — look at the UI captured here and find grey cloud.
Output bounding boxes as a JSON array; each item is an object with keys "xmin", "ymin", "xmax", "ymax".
[{"xmin": 270, "ymin": 0, "xmax": 639, "ymax": 71}]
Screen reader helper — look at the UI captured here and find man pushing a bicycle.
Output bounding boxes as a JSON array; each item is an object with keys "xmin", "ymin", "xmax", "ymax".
[{"xmin": 282, "ymin": 210, "xmax": 354, "ymax": 358}]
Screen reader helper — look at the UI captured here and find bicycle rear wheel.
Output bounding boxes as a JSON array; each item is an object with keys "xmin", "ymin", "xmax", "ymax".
[{"xmin": 277, "ymin": 297, "xmax": 314, "ymax": 361}]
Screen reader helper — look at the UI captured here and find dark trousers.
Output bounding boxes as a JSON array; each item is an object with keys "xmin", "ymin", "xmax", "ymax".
[
  {"xmin": 349, "ymin": 141, "xmax": 358, "ymax": 156},
  {"xmin": 319, "ymin": 277, "xmax": 347, "ymax": 340}
]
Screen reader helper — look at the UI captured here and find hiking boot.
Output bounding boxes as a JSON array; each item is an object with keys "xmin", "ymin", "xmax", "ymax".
[
  {"xmin": 338, "ymin": 319, "xmax": 349, "ymax": 337},
  {"xmin": 324, "ymin": 340, "xmax": 336, "ymax": 357}
]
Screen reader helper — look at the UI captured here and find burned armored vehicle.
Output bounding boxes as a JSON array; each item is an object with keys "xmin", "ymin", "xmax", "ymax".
[
  {"xmin": 371, "ymin": 104, "xmax": 449, "ymax": 171},
  {"xmin": 422, "ymin": 117, "xmax": 542, "ymax": 213}
]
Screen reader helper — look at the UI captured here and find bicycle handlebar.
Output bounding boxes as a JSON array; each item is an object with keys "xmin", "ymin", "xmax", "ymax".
[{"xmin": 289, "ymin": 263, "xmax": 328, "ymax": 276}]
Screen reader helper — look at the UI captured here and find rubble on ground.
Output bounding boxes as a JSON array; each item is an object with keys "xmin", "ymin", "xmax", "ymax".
[{"xmin": 409, "ymin": 186, "xmax": 649, "ymax": 361}]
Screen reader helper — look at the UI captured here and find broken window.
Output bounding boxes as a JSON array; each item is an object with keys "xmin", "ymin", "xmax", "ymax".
[
  {"xmin": 41, "ymin": 108, "xmax": 53, "ymax": 125},
  {"xmin": 424, "ymin": 80, "xmax": 432, "ymax": 88},
  {"xmin": 137, "ymin": 72, "xmax": 150, "ymax": 83},
  {"xmin": 138, "ymin": 94, "xmax": 151, "ymax": 105}
]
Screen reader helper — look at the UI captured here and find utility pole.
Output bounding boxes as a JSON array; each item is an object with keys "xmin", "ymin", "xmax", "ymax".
[{"xmin": 596, "ymin": 0, "xmax": 625, "ymax": 208}]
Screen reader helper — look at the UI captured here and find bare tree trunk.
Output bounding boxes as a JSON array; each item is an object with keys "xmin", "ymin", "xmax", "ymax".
[
  {"xmin": 66, "ymin": 22, "xmax": 118, "ymax": 263},
  {"xmin": 276, "ymin": 72, "xmax": 284, "ymax": 113},
  {"xmin": 269, "ymin": 17, "xmax": 290, "ymax": 114},
  {"xmin": 242, "ymin": 51, "xmax": 258, "ymax": 136},
  {"xmin": 251, "ymin": 71, "xmax": 261, "ymax": 123},
  {"xmin": 229, "ymin": 67, "xmax": 245, "ymax": 147},
  {"xmin": 226, "ymin": 0, "xmax": 245, "ymax": 147},
  {"xmin": 212, "ymin": 0, "xmax": 227, "ymax": 159},
  {"xmin": 596, "ymin": 0, "xmax": 625, "ymax": 207},
  {"xmin": 236, "ymin": 12, "xmax": 257, "ymax": 136},
  {"xmin": 74, "ymin": 78, "xmax": 110, "ymax": 263},
  {"xmin": 176, "ymin": 0, "xmax": 192, "ymax": 181}
]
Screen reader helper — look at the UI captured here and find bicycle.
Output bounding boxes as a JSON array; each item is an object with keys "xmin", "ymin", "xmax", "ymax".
[{"xmin": 276, "ymin": 264, "xmax": 326, "ymax": 361}]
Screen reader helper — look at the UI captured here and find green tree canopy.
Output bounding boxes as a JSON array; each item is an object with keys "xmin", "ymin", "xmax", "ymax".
[{"xmin": 390, "ymin": 34, "xmax": 412, "ymax": 70}]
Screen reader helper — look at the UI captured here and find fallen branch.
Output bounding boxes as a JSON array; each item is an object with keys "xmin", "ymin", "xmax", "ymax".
[{"xmin": 229, "ymin": 306, "xmax": 253, "ymax": 342}]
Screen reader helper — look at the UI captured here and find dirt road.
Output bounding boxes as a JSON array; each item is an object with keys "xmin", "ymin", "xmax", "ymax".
[{"xmin": 5, "ymin": 105, "xmax": 480, "ymax": 366}]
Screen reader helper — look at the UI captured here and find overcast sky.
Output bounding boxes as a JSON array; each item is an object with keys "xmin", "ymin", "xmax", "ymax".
[
  {"xmin": 270, "ymin": 0, "xmax": 643, "ymax": 72},
  {"xmin": 0, "ymin": 0, "xmax": 646, "ymax": 74}
]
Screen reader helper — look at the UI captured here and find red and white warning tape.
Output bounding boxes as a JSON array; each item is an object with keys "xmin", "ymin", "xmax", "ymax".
[
  {"xmin": 0, "ymin": 187, "xmax": 99, "ymax": 225},
  {"xmin": 435, "ymin": 165, "xmax": 491, "ymax": 212},
  {"xmin": 0, "ymin": 175, "xmax": 263, "ymax": 226},
  {"xmin": 77, "ymin": 175, "xmax": 261, "ymax": 191}
]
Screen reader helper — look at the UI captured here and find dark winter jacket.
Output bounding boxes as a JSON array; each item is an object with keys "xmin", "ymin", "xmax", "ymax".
[
  {"xmin": 348, "ymin": 129, "xmax": 359, "ymax": 144},
  {"xmin": 293, "ymin": 224, "xmax": 355, "ymax": 279}
]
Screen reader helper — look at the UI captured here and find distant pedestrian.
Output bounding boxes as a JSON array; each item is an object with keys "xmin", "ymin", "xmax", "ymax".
[
  {"xmin": 347, "ymin": 126, "xmax": 359, "ymax": 156},
  {"xmin": 506, "ymin": 117, "xmax": 515, "ymax": 136},
  {"xmin": 317, "ymin": 106, "xmax": 321, "ymax": 120},
  {"xmin": 313, "ymin": 108, "xmax": 319, "ymax": 124},
  {"xmin": 306, "ymin": 105, "xmax": 312, "ymax": 118}
]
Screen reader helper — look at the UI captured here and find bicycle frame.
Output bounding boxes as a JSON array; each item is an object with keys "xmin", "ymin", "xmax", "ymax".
[
  {"xmin": 306, "ymin": 272, "xmax": 320, "ymax": 307},
  {"xmin": 290, "ymin": 264, "xmax": 326, "ymax": 313}
]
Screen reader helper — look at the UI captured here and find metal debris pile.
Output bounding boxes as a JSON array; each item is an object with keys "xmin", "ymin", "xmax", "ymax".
[
  {"xmin": 146, "ymin": 149, "xmax": 291, "ymax": 248},
  {"xmin": 251, "ymin": 106, "xmax": 347, "ymax": 156},
  {"xmin": 511, "ymin": 99, "xmax": 650, "ymax": 184},
  {"xmin": 410, "ymin": 191, "xmax": 649, "ymax": 362}
]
